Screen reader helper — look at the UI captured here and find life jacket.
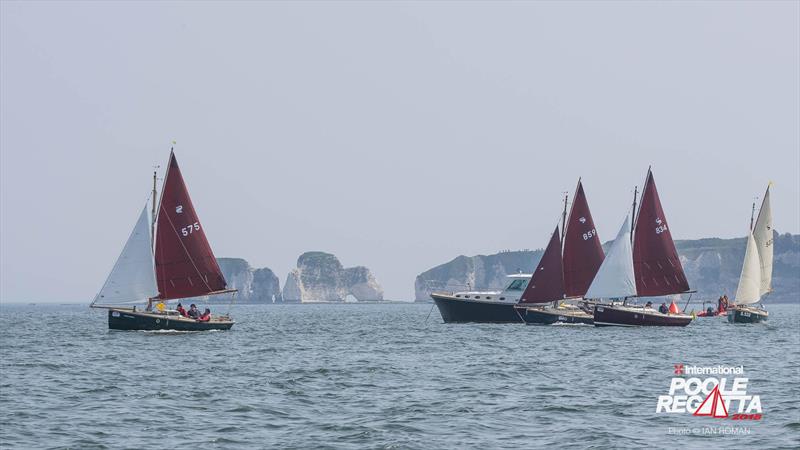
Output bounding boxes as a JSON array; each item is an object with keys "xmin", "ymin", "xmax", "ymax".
[
  {"xmin": 177, "ymin": 307, "xmax": 187, "ymax": 317},
  {"xmin": 198, "ymin": 313, "xmax": 211, "ymax": 322}
]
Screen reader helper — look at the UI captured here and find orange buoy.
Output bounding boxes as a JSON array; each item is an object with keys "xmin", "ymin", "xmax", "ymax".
[{"xmin": 669, "ymin": 301, "xmax": 680, "ymax": 314}]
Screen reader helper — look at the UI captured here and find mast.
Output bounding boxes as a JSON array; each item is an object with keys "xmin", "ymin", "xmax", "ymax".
[
  {"xmin": 630, "ymin": 186, "xmax": 638, "ymax": 243},
  {"xmin": 555, "ymin": 190, "xmax": 568, "ymax": 308},
  {"xmin": 749, "ymin": 198, "xmax": 757, "ymax": 231},
  {"xmin": 151, "ymin": 166, "xmax": 158, "ymax": 244},
  {"xmin": 561, "ymin": 191, "xmax": 569, "ymax": 245}
]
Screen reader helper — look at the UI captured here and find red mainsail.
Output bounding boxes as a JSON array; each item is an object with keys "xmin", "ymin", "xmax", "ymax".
[
  {"xmin": 562, "ymin": 180, "xmax": 605, "ymax": 298},
  {"xmin": 154, "ymin": 151, "xmax": 227, "ymax": 300},
  {"xmin": 519, "ymin": 226, "xmax": 565, "ymax": 304},
  {"xmin": 632, "ymin": 169, "xmax": 690, "ymax": 296}
]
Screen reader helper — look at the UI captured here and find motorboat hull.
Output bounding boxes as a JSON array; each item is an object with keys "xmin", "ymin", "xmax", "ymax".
[
  {"xmin": 431, "ymin": 293, "xmax": 522, "ymax": 323},
  {"xmin": 727, "ymin": 306, "xmax": 768, "ymax": 324},
  {"xmin": 108, "ymin": 309, "xmax": 234, "ymax": 331},
  {"xmin": 515, "ymin": 306, "xmax": 594, "ymax": 325},
  {"xmin": 593, "ymin": 304, "xmax": 692, "ymax": 327}
]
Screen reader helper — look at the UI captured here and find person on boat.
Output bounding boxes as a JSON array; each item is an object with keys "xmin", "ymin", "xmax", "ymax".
[
  {"xmin": 668, "ymin": 301, "xmax": 679, "ymax": 314},
  {"xmin": 659, "ymin": 302, "xmax": 669, "ymax": 314},
  {"xmin": 720, "ymin": 295, "xmax": 729, "ymax": 312},
  {"xmin": 145, "ymin": 298, "xmax": 154, "ymax": 312},
  {"xmin": 187, "ymin": 304, "xmax": 200, "ymax": 319},
  {"xmin": 197, "ymin": 308, "xmax": 211, "ymax": 322},
  {"xmin": 707, "ymin": 306, "xmax": 714, "ymax": 316},
  {"xmin": 176, "ymin": 303, "xmax": 187, "ymax": 317},
  {"xmin": 645, "ymin": 301, "xmax": 653, "ymax": 309}
]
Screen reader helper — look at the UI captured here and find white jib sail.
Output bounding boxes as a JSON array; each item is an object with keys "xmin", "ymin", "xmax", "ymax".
[
  {"xmin": 752, "ymin": 186, "xmax": 773, "ymax": 296},
  {"xmin": 91, "ymin": 205, "xmax": 159, "ymax": 306},
  {"xmin": 734, "ymin": 232, "xmax": 762, "ymax": 305},
  {"xmin": 585, "ymin": 215, "xmax": 637, "ymax": 299}
]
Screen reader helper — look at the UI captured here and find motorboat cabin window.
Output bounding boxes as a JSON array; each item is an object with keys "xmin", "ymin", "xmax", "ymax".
[
  {"xmin": 500, "ymin": 297, "xmax": 505, "ymax": 300},
  {"xmin": 505, "ymin": 279, "xmax": 529, "ymax": 291}
]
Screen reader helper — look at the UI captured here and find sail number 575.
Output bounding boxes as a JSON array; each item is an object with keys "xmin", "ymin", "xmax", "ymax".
[{"xmin": 181, "ymin": 222, "xmax": 200, "ymax": 236}]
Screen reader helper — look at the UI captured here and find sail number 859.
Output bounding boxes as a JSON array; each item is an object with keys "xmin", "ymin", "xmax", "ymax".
[
  {"xmin": 583, "ymin": 229, "xmax": 597, "ymax": 240},
  {"xmin": 181, "ymin": 222, "xmax": 200, "ymax": 236}
]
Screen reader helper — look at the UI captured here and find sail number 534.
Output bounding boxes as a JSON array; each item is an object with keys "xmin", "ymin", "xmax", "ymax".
[{"xmin": 181, "ymin": 222, "xmax": 200, "ymax": 236}]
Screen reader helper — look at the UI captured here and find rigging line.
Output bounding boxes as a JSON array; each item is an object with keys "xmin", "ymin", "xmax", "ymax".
[
  {"xmin": 159, "ymin": 203, "xmax": 215, "ymax": 293},
  {"xmin": 424, "ymin": 302, "xmax": 435, "ymax": 323}
]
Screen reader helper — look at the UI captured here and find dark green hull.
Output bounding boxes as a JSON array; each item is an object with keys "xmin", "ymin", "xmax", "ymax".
[
  {"xmin": 516, "ymin": 306, "xmax": 594, "ymax": 325},
  {"xmin": 108, "ymin": 309, "xmax": 234, "ymax": 331},
  {"xmin": 727, "ymin": 306, "xmax": 768, "ymax": 324}
]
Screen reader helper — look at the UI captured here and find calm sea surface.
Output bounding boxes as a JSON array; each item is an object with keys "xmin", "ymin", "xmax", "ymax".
[{"xmin": 1, "ymin": 302, "xmax": 798, "ymax": 449}]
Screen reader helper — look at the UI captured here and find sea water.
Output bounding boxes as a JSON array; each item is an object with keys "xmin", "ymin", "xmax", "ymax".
[{"xmin": 1, "ymin": 302, "xmax": 798, "ymax": 449}]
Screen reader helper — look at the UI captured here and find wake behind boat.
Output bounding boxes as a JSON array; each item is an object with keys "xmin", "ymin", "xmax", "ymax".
[
  {"xmin": 586, "ymin": 168, "xmax": 693, "ymax": 327},
  {"xmin": 90, "ymin": 150, "xmax": 236, "ymax": 331},
  {"xmin": 430, "ymin": 274, "xmax": 530, "ymax": 323}
]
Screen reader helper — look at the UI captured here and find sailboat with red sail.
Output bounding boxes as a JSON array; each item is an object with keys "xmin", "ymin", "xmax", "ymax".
[
  {"xmin": 90, "ymin": 150, "xmax": 236, "ymax": 331},
  {"xmin": 514, "ymin": 179, "xmax": 604, "ymax": 325},
  {"xmin": 589, "ymin": 168, "xmax": 694, "ymax": 327}
]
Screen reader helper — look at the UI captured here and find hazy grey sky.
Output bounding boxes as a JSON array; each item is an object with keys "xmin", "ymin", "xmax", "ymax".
[{"xmin": 2, "ymin": 1, "xmax": 798, "ymax": 303}]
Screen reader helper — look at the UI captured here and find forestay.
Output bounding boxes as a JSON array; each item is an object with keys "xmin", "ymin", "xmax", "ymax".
[{"xmin": 92, "ymin": 206, "xmax": 159, "ymax": 306}]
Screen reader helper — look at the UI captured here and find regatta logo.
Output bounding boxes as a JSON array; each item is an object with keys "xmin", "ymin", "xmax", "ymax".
[
  {"xmin": 656, "ymin": 365, "xmax": 762, "ymax": 420},
  {"xmin": 175, "ymin": 205, "xmax": 183, "ymax": 214}
]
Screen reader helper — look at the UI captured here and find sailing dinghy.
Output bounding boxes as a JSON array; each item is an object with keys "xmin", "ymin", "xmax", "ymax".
[
  {"xmin": 91, "ymin": 150, "xmax": 236, "ymax": 331},
  {"xmin": 514, "ymin": 179, "xmax": 603, "ymax": 325},
  {"xmin": 727, "ymin": 185, "xmax": 772, "ymax": 324},
  {"xmin": 588, "ymin": 169, "xmax": 694, "ymax": 327}
]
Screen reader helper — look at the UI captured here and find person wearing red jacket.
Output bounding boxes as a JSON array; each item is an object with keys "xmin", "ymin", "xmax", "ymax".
[
  {"xmin": 197, "ymin": 308, "xmax": 211, "ymax": 322},
  {"xmin": 176, "ymin": 303, "xmax": 188, "ymax": 317}
]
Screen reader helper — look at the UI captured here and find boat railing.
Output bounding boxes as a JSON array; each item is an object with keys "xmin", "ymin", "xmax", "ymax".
[{"xmin": 424, "ymin": 280, "xmax": 505, "ymax": 295}]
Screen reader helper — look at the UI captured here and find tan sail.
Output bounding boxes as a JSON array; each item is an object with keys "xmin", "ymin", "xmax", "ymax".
[
  {"xmin": 752, "ymin": 185, "xmax": 773, "ymax": 296},
  {"xmin": 734, "ymin": 232, "xmax": 762, "ymax": 305}
]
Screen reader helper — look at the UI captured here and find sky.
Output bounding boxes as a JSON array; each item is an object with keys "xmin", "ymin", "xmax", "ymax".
[{"xmin": 1, "ymin": 1, "xmax": 798, "ymax": 303}]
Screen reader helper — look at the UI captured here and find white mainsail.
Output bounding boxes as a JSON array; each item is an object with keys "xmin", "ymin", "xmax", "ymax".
[
  {"xmin": 752, "ymin": 186, "xmax": 773, "ymax": 296},
  {"xmin": 91, "ymin": 205, "xmax": 159, "ymax": 306},
  {"xmin": 734, "ymin": 232, "xmax": 762, "ymax": 305},
  {"xmin": 585, "ymin": 215, "xmax": 637, "ymax": 299}
]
